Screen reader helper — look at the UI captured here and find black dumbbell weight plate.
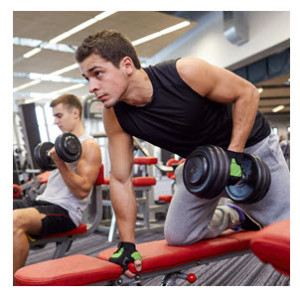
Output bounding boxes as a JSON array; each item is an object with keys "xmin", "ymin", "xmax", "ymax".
[
  {"xmin": 246, "ymin": 155, "xmax": 265, "ymax": 204},
  {"xmin": 225, "ymin": 153, "xmax": 257, "ymax": 203},
  {"xmin": 261, "ymin": 158, "xmax": 271, "ymax": 198},
  {"xmin": 202, "ymin": 146, "xmax": 230, "ymax": 198},
  {"xmin": 34, "ymin": 142, "xmax": 56, "ymax": 171},
  {"xmin": 247, "ymin": 155, "xmax": 271, "ymax": 204},
  {"xmin": 55, "ymin": 133, "xmax": 82, "ymax": 163},
  {"xmin": 183, "ymin": 145, "xmax": 229, "ymax": 199}
]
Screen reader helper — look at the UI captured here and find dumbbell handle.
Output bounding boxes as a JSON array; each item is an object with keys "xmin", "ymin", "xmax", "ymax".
[{"xmin": 45, "ymin": 146, "xmax": 55, "ymax": 159}]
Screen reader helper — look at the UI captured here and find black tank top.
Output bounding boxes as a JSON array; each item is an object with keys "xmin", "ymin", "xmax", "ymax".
[{"xmin": 114, "ymin": 59, "xmax": 270, "ymax": 158}]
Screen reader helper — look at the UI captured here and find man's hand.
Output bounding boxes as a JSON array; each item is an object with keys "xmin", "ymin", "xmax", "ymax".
[
  {"xmin": 109, "ymin": 242, "xmax": 142, "ymax": 278},
  {"xmin": 49, "ymin": 147, "xmax": 63, "ymax": 165},
  {"xmin": 226, "ymin": 150, "xmax": 243, "ymax": 185}
]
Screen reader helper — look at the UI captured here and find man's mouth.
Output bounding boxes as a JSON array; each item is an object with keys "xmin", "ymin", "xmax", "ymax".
[{"xmin": 97, "ymin": 94, "xmax": 106, "ymax": 101}]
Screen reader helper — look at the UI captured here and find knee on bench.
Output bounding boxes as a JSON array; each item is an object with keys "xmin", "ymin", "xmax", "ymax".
[{"xmin": 164, "ymin": 225, "xmax": 196, "ymax": 246}]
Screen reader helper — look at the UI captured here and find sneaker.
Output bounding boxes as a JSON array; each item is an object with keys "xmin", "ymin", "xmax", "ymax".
[{"xmin": 226, "ymin": 203, "xmax": 263, "ymax": 231}]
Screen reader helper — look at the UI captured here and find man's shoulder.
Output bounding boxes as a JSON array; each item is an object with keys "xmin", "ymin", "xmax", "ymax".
[{"xmin": 81, "ymin": 136, "xmax": 98, "ymax": 147}]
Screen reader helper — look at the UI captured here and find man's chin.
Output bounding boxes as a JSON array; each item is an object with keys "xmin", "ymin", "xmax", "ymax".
[{"xmin": 104, "ymin": 100, "xmax": 117, "ymax": 109}]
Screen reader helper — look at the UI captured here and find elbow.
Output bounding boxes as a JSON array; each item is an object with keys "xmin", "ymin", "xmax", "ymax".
[
  {"xmin": 249, "ymin": 85, "xmax": 260, "ymax": 108},
  {"xmin": 77, "ymin": 186, "xmax": 92, "ymax": 200},
  {"xmin": 239, "ymin": 85, "xmax": 259, "ymax": 109}
]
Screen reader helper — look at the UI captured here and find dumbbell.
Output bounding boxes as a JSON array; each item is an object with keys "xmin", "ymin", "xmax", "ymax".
[
  {"xmin": 183, "ymin": 145, "xmax": 271, "ymax": 204},
  {"xmin": 34, "ymin": 133, "xmax": 82, "ymax": 171}
]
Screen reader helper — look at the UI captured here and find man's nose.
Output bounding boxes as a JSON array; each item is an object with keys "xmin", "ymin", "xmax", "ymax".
[{"xmin": 89, "ymin": 78, "xmax": 100, "ymax": 94}]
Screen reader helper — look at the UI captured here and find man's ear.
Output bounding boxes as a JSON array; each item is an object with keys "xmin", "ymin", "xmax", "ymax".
[
  {"xmin": 120, "ymin": 56, "xmax": 134, "ymax": 75},
  {"xmin": 73, "ymin": 107, "xmax": 80, "ymax": 119}
]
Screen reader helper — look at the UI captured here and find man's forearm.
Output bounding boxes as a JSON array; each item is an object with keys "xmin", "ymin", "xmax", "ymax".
[
  {"xmin": 228, "ymin": 86, "xmax": 260, "ymax": 152},
  {"xmin": 55, "ymin": 161, "xmax": 91, "ymax": 199},
  {"xmin": 110, "ymin": 178, "xmax": 137, "ymax": 243}
]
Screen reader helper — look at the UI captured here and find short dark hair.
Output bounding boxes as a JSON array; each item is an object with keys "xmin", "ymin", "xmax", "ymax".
[
  {"xmin": 50, "ymin": 94, "xmax": 83, "ymax": 119},
  {"xmin": 75, "ymin": 29, "xmax": 141, "ymax": 69}
]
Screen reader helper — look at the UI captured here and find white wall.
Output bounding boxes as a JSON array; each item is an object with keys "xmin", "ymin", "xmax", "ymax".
[{"xmin": 149, "ymin": 11, "xmax": 290, "ymax": 69}]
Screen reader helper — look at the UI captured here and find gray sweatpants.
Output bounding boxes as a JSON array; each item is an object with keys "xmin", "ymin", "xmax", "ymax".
[{"xmin": 164, "ymin": 131, "xmax": 290, "ymax": 246}]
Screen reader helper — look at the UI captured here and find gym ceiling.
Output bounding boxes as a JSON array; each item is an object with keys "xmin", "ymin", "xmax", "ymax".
[{"xmin": 13, "ymin": 11, "xmax": 290, "ymax": 117}]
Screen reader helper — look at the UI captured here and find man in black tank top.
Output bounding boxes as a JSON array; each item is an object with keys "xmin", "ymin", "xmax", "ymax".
[{"xmin": 76, "ymin": 30, "xmax": 290, "ymax": 278}]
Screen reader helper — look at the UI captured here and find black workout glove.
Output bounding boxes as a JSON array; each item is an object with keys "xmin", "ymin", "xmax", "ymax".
[
  {"xmin": 226, "ymin": 150, "xmax": 243, "ymax": 185},
  {"xmin": 109, "ymin": 241, "xmax": 142, "ymax": 273}
]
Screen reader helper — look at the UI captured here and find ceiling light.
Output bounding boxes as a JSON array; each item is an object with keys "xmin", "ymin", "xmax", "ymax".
[
  {"xmin": 284, "ymin": 78, "xmax": 290, "ymax": 86},
  {"xmin": 13, "ymin": 80, "xmax": 41, "ymax": 92},
  {"xmin": 272, "ymin": 105, "xmax": 285, "ymax": 113},
  {"xmin": 50, "ymin": 63, "xmax": 79, "ymax": 76},
  {"xmin": 13, "ymin": 63, "xmax": 80, "ymax": 93},
  {"xmin": 14, "ymin": 37, "xmax": 77, "ymax": 53},
  {"xmin": 14, "ymin": 72, "xmax": 86, "ymax": 84},
  {"xmin": 24, "ymin": 83, "xmax": 86, "ymax": 103},
  {"xmin": 23, "ymin": 48, "xmax": 42, "ymax": 59},
  {"xmin": 132, "ymin": 21, "xmax": 191, "ymax": 46},
  {"xmin": 257, "ymin": 87, "xmax": 263, "ymax": 94},
  {"xmin": 49, "ymin": 11, "xmax": 117, "ymax": 44},
  {"xmin": 22, "ymin": 11, "xmax": 117, "ymax": 59}
]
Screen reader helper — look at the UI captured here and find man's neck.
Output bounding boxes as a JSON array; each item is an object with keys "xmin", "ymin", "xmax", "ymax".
[
  {"xmin": 122, "ymin": 69, "xmax": 153, "ymax": 107},
  {"xmin": 69, "ymin": 123, "xmax": 85, "ymax": 139}
]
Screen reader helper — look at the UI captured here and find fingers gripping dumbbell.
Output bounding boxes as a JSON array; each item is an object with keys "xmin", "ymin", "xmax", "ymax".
[
  {"xmin": 183, "ymin": 145, "xmax": 271, "ymax": 204},
  {"xmin": 34, "ymin": 133, "xmax": 82, "ymax": 171}
]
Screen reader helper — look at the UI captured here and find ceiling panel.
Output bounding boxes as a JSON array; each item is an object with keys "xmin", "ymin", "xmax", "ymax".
[
  {"xmin": 13, "ymin": 77, "xmax": 31, "ymax": 88},
  {"xmin": 13, "ymin": 11, "xmax": 102, "ymax": 41},
  {"xmin": 259, "ymin": 106, "xmax": 290, "ymax": 114},
  {"xmin": 63, "ymin": 68, "xmax": 83, "ymax": 79},
  {"xmin": 259, "ymin": 87, "xmax": 289, "ymax": 98},
  {"xmin": 134, "ymin": 25, "xmax": 196, "ymax": 57},
  {"xmin": 21, "ymin": 81, "xmax": 78, "ymax": 93},
  {"xmin": 14, "ymin": 50, "xmax": 76, "ymax": 73},
  {"xmin": 256, "ymin": 74, "xmax": 290, "ymax": 86},
  {"xmin": 259, "ymin": 98, "xmax": 290, "ymax": 107}
]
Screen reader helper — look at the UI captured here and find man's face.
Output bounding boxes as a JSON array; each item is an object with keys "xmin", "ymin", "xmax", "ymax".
[
  {"xmin": 80, "ymin": 53, "xmax": 128, "ymax": 108},
  {"xmin": 53, "ymin": 103, "xmax": 78, "ymax": 133}
]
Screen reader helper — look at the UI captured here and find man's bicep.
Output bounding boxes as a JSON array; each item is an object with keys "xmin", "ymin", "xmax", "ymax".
[{"xmin": 77, "ymin": 141, "xmax": 102, "ymax": 185}]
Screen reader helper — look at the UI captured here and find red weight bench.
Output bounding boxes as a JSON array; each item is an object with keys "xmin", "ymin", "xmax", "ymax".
[
  {"xmin": 159, "ymin": 158, "xmax": 186, "ymax": 201},
  {"xmin": 158, "ymin": 195, "xmax": 173, "ymax": 203},
  {"xmin": 15, "ymin": 230, "xmax": 257, "ymax": 286},
  {"xmin": 166, "ymin": 158, "xmax": 185, "ymax": 180},
  {"xmin": 29, "ymin": 165, "xmax": 105, "ymax": 259},
  {"xmin": 250, "ymin": 219, "xmax": 290, "ymax": 277}
]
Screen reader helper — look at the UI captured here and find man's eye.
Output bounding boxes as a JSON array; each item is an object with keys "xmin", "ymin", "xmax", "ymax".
[{"xmin": 95, "ymin": 71, "xmax": 102, "ymax": 77}]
